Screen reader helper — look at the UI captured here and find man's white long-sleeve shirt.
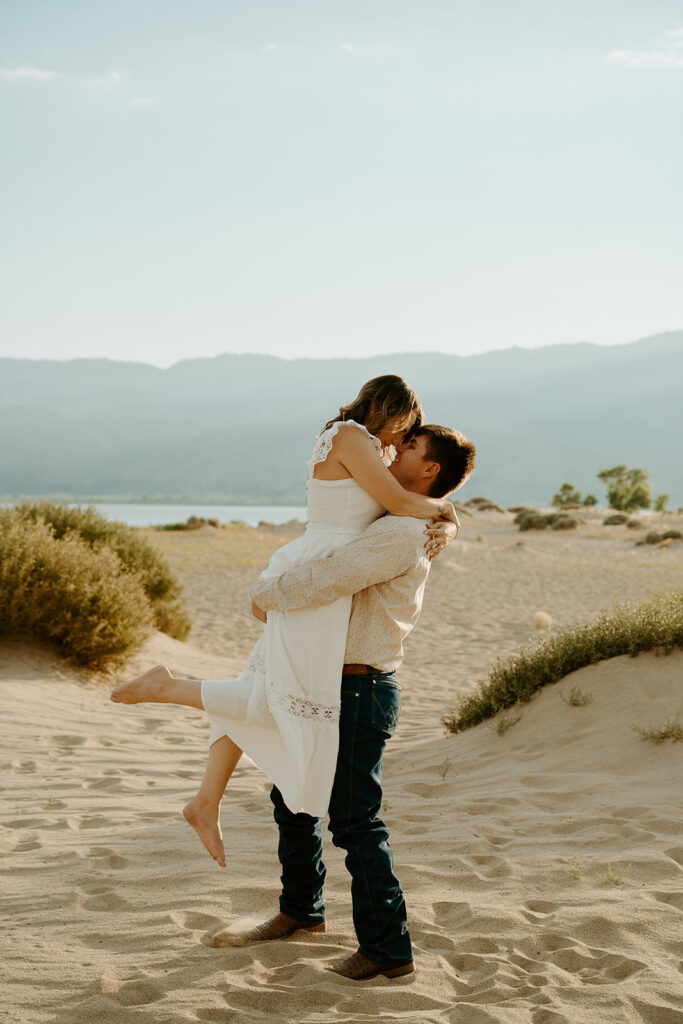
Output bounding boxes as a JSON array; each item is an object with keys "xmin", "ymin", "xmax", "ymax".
[{"xmin": 250, "ymin": 515, "xmax": 431, "ymax": 673}]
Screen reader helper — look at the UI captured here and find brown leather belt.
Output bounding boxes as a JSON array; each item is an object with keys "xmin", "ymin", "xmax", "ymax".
[{"xmin": 342, "ymin": 663, "xmax": 375, "ymax": 675}]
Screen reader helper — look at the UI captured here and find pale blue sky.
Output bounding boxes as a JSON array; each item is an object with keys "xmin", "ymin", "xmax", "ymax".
[{"xmin": 1, "ymin": 1, "xmax": 682, "ymax": 365}]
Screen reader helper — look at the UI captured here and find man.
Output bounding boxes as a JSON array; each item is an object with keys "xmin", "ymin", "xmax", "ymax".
[{"xmin": 212, "ymin": 425, "xmax": 475, "ymax": 980}]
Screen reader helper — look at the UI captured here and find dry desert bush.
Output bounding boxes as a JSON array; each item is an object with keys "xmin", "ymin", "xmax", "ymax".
[
  {"xmin": 0, "ymin": 509, "xmax": 153, "ymax": 669},
  {"xmin": 15, "ymin": 500, "xmax": 190, "ymax": 639}
]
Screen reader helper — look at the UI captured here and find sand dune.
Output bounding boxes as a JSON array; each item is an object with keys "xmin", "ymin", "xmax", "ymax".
[{"xmin": 2, "ymin": 510, "xmax": 682, "ymax": 1023}]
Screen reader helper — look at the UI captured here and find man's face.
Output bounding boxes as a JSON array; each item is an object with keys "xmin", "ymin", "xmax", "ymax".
[{"xmin": 389, "ymin": 434, "xmax": 434, "ymax": 492}]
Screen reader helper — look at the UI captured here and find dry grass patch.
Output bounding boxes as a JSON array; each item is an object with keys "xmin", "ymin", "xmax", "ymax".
[
  {"xmin": 442, "ymin": 588, "xmax": 683, "ymax": 733},
  {"xmin": 631, "ymin": 717, "xmax": 683, "ymax": 744}
]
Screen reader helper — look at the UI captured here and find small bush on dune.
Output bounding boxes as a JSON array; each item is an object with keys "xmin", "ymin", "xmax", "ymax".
[
  {"xmin": 0, "ymin": 510, "xmax": 153, "ymax": 669},
  {"xmin": 636, "ymin": 530, "xmax": 682, "ymax": 547},
  {"xmin": 515, "ymin": 509, "xmax": 579, "ymax": 531},
  {"xmin": 603, "ymin": 514, "xmax": 629, "ymax": 526},
  {"xmin": 441, "ymin": 588, "xmax": 683, "ymax": 733},
  {"xmin": 16, "ymin": 500, "xmax": 190, "ymax": 639}
]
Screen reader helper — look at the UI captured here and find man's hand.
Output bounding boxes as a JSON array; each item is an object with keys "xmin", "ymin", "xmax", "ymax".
[{"xmin": 251, "ymin": 600, "xmax": 267, "ymax": 623}]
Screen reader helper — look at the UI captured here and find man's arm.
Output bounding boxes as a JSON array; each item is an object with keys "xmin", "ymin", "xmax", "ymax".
[{"xmin": 251, "ymin": 519, "xmax": 425, "ymax": 613}]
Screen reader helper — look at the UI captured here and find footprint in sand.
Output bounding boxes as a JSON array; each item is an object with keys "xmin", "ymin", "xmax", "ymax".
[
  {"xmin": 465, "ymin": 854, "xmax": 513, "ymax": 879},
  {"xmin": 648, "ymin": 889, "xmax": 683, "ymax": 911},
  {"xmin": 169, "ymin": 910, "xmax": 222, "ymax": 932},
  {"xmin": 114, "ymin": 979, "xmax": 165, "ymax": 1007},
  {"xmin": 67, "ymin": 815, "xmax": 109, "ymax": 830},
  {"xmin": 93, "ymin": 970, "xmax": 165, "ymax": 1007},
  {"xmin": 522, "ymin": 899, "xmax": 559, "ymax": 921},
  {"xmin": 52, "ymin": 734, "xmax": 87, "ymax": 746},
  {"xmin": 79, "ymin": 890, "xmax": 129, "ymax": 912},
  {"xmin": 550, "ymin": 945, "xmax": 647, "ymax": 984},
  {"xmin": 85, "ymin": 846, "xmax": 130, "ymax": 869},
  {"xmin": 403, "ymin": 782, "xmax": 440, "ymax": 799}
]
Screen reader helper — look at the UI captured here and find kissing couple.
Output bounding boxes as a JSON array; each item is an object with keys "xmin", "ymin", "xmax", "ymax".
[{"xmin": 111, "ymin": 374, "xmax": 476, "ymax": 981}]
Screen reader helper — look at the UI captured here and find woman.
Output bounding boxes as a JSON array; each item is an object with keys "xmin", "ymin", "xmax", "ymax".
[{"xmin": 111, "ymin": 376, "xmax": 459, "ymax": 867}]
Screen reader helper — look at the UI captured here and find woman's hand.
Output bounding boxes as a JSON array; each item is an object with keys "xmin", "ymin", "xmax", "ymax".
[
  {"xmin": 251, "ymin": 600, "xmax": 267, "ymax": 623},
  {"xmin": 434, "ymin": 500, "xmax": 460, "ymax": 535},
  {"xmin": 424, "ymin": 518, "xmax": 459, "ymax": 560}
]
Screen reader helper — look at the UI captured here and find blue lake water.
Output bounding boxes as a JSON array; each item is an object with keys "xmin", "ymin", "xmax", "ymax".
[{"xmin": 1, "ymin": 502, "xmax": 307, "ymax": 528}]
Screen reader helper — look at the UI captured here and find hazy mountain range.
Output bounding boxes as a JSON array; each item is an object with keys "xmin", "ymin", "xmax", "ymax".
[{"xmin": 1, "ymin": 331, "xmax": 681, "ymax": 507}]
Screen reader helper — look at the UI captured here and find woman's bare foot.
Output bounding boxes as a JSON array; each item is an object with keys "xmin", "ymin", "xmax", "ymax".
[
  {"xmin": 110, "ymin": 664, "xmax": 173, "ymax": 704},
  {"xmin": 183, "ymin": 798, "xmax": 226, "ymax": 867}
]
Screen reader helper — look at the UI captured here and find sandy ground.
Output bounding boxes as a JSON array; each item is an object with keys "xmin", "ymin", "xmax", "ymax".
[{"xmin": 1, "ymin": 506, "xmax": 682, "ymax": 1023}]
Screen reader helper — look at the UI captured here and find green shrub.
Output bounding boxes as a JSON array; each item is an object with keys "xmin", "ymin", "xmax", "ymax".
[
  {"xmin": 597, "ymin": 465, "xmax": 652, "ymax": 512},
  {"xmin": 465, "ymin": 496, "xmax": 497, "ymax": 508},
  {"xmin": 519, "ymin": 514, "xmax": 550, "ymax": 531},
  {"xmin": 15, "ymin": 500, "xmax": 190, "ymax": 638},
  {"xmin": 627, "ymin": 519, "xmax": 643, "ymax": 529},
  {"xmin": 513, "ymin": 509, "xmax": 537, "ymax": 524},
  {"xmin": 0, "ymin": 509, "xmax": 153, "ymax": 669},
  {"xmin": 603, "ymin": 514, "xmax": 629, "ymax": 526},
  {"xmin": 552, "ymin": 483, "xmax": 582, "ymax": 507},
  {"xmin": 551, "ymin": 516, "xmax": 579, "ymax": 530},
  {"xmin": 583, "ymin": 494, "xmax": 598, "ymax": 506},
  {"xmin": 441, "ymin": 588, "xmax": 683, "ymax": 733},
  {"xmin": 515, "ymin": 509, "xmax": 578, "ymax": 531}
]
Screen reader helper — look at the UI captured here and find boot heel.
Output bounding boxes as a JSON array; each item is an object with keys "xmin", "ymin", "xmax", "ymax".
[{"xmin": 382, "ymin": 961, "xmax": 415, "ymax": 978}]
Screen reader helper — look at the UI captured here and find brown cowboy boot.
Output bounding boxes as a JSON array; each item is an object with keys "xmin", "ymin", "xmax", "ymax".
[
  {"xmin": 325, "ymin": 951, "xmax": 415, "ymax": 980},
  {"xmin": 208, "ymin": 911, "xmax": 325, "ymax": 947}
]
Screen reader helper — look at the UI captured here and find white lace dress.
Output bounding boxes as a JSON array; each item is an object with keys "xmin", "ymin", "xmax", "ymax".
[{"xmin": 200, "ymin": 420, "xmax": 388, "ymax": 816}]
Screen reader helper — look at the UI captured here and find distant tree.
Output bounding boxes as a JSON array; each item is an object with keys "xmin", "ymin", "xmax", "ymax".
[
  {"xmin": 597, "ymin": 465, "xmax": 652, "ymax": 513},
  {"xmin": 654, "ymin": 493, "xmax": 669, "ymax": 512},
  {"xmin": 583, "ymin": 494, "xmax": 598, "ymax": 506},
  {"xmin": 552, "ymin": 483, "xmax": 582, "ymax": 507}
]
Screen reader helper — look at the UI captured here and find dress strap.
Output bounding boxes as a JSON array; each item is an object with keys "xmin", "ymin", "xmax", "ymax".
[{"xmin": 306, "ymin": 419, "xmax": 383, "ymax": 478}]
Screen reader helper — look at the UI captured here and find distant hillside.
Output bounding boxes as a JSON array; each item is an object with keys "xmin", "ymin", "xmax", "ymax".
[{"xmin": 1, "ymin": 331, "xmax": 681, "ymax": 506}]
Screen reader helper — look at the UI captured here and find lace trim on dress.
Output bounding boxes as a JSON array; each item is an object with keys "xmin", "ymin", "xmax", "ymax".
[
  {"xmin": 245, "ymin": 641, "xmax": 340, "ymax": 726},
  {"xmin": 306, "ymin": 419, "xmax": 383, "ymax": 478},
  {"xmin": 266, "ymin": 681, "xmax": 340, "ymax": 726}
]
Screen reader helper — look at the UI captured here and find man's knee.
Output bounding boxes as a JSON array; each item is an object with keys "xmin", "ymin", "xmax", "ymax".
[{"xmin": 328, "ymin": 811, "xmax": 389, "ymax": 851}]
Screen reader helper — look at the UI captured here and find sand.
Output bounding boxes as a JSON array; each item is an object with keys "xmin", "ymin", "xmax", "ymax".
[{"xmin": 1, "ymin": 507, "xmax": 682, "ymax": 1023}]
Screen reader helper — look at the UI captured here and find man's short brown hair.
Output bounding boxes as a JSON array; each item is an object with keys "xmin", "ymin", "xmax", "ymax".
[{"xmin": 414, "ymin": 425, "xmax": 476, "ymax": 498}]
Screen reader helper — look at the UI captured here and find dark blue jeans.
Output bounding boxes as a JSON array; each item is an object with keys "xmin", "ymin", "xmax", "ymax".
[{"xmin": 269, "ymin": 670, "xmax": 413, "ymax": 965}]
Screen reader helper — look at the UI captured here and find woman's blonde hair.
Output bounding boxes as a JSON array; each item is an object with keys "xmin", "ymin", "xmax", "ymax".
[{"xmin": 323, "ymin": 375, "xmax": 424, "ymax": 437}]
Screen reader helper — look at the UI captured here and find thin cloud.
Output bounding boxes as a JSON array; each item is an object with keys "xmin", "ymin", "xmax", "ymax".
[
  {"xmin": 607, "ymin": 48, "xmax": 683, "ymax": 67},
  {"xmin": 86, "ymin": 70, "xmax": 123, "ymax": 87},
  {"xmin": 263, "ymin": 43, "xmax": 277, "ymax": 52},
  {"xmin": 0, "ymin": 66, "xmax": 60, "ymax": 81},
  {"xmin": 607, "ymin": 29, "xmax": 683, "ymax": 67},
  {"xmin": 339, "ymin": 43, "xmax": 355, "ymax": 54}
]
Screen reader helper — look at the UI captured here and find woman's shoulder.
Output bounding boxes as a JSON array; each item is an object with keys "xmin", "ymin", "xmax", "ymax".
[{"xmin": 325, "ymin": 420, "xmax": 381, "ymax": 451}]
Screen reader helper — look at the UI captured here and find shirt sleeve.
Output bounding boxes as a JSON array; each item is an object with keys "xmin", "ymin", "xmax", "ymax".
[{"xmin": 251, "ymin": 520, "xmax": 425, "ymax": 612}]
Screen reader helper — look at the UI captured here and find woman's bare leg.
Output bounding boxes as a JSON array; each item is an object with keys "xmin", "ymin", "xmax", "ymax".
[
  {"xmin": 183, "ymin": 735, "xmax": 242, "ymax": 868},
  {"xmin": 111, "ymin": 665, "xmax": 243, "ymax": 867}
]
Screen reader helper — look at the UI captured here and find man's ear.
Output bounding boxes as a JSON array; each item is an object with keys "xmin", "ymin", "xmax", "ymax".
[{"xmin": 424, "ymin": 460, "xmax": 440, "ymax": 481}]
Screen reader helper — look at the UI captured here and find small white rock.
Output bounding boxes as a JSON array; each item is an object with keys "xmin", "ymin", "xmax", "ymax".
[{"xmin": 535, "ymin": 611, "xmax": 552, "ymax": 630}]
